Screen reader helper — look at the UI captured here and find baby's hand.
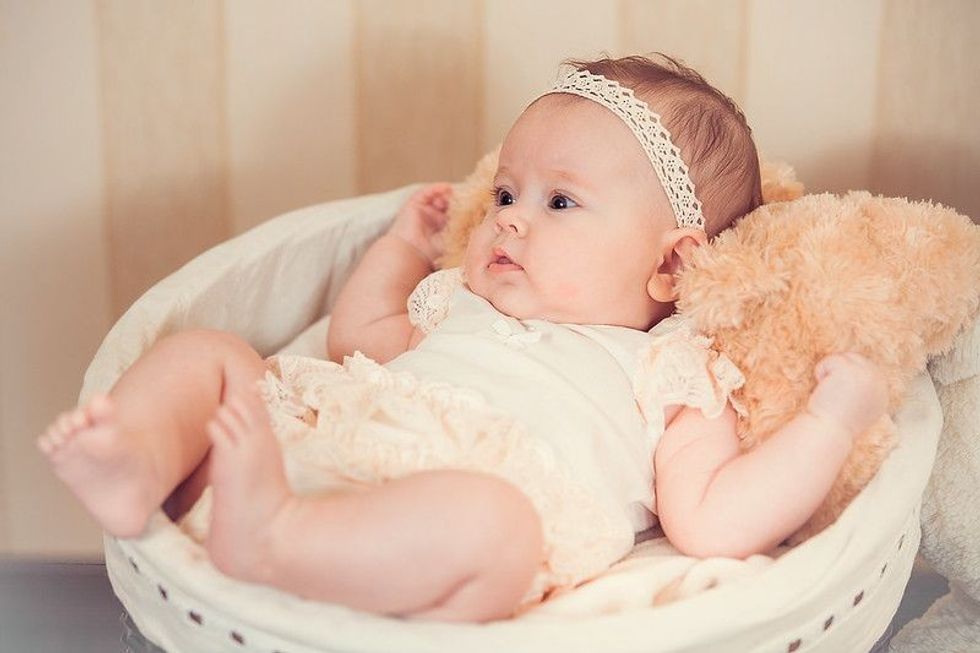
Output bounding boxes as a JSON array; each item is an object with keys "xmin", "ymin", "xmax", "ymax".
[
  {"xmin": 388, "ymin": 183, "xmax": 453, "ymax": 268},
  {"xmin": 806, "ymin": 352, "xmax": 889, "ymax": 440}
]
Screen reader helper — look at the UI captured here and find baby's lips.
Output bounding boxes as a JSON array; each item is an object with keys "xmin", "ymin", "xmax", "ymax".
[{"xmin": 491, "ymin": 246, "xmax": 518, "ymax": 265}]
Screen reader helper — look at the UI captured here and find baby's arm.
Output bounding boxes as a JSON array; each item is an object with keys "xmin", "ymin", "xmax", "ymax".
[
  {"xmin": 654, "ymin": 352, "xmax": 889, "ymax": 558},
  {"xmin": 327, "ymin": 184, "xmax": 452, "ymax": 364}
]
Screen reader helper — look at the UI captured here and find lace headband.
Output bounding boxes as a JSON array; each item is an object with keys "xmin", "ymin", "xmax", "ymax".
[{"xmin": 535, "ymin": 69, "xmax": 705, "ymax": 231}]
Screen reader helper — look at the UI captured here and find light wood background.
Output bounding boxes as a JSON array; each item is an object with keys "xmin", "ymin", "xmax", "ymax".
[{"xmin": 1, "ymin": 0, "xmax": 977, "ymax": 557}]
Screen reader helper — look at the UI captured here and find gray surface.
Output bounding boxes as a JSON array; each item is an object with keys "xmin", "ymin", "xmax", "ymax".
[
  {"xmin": 0, "ymin": 560, "xmax": 128, "ymax": 652},
  {"xmin": 0, "ymin": 554, "xmax": 950, "ymax": 653},
  {"xmin": 871, "ymin": 555, "xmax": 951, "ymax": 652}
]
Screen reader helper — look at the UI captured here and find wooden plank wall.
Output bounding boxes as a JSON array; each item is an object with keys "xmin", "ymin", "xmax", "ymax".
[{"xmin": 1, "ymin": 0, "xmax": 977, "ymax": 556}]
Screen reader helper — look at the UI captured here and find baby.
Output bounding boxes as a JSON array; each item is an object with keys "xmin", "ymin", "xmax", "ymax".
[{"xmin": 39, "ymin": 55, "xmax": 887, "ymax": 624}]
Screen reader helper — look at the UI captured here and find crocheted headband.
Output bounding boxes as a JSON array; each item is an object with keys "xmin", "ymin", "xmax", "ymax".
[{"xmin": 535, "ymin": 69, "xmax": 705, "ymax": 232}]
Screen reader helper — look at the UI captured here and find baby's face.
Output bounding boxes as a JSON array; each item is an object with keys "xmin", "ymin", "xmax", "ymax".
[{"xmin": 464, "ymin": 95, "xmax": 674, "ymax": 329}]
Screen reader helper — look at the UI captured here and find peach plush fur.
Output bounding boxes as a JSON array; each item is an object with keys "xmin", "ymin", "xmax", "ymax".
[{"xmin": 438, "ymin": 148, "xmax": 980, "ymax": 543}]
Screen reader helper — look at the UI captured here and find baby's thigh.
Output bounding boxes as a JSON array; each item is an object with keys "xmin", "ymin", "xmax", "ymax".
[{"xmin": 389, "ymin": 470, "xmax": 543, "ymax": 621}]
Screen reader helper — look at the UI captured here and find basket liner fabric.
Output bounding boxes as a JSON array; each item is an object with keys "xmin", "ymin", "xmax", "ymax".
[{"xmin": 84, "ymin": 186, "xmax": 941, "ymax": 652}]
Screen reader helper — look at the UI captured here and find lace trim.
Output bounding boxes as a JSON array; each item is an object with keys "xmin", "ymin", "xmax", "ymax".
[
  {"xmin": 634, "ymin": 316, "xmax": 747, "ymax": 438},
  {"xmin": 407, "ymin": 267, "xmax": 464, "ymax": 333},
  {"xmin": 539, "ymin": 69, "xmax": 705, "ymax": 232},
  {"xmin": 181, "ymin": 351, "xmax": 632, "ymax": 606}
]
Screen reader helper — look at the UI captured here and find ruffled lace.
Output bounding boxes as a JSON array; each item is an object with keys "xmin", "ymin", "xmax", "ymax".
[
  {"xmin": 186, "ymin": 351, "xmax": 632, "ymax": 608},
  {"xmin": 407, "ymin": 267, "xmax": 464, "ymax": 333},
  {"xmin": 634, "ymin": 315, "xmax": 747, "ymax": 437}
]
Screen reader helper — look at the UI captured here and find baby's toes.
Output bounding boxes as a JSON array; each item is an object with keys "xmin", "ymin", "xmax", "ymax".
[
  {"xmin": 206, "ymin": 416, "xmax": 236, "ymax": 448},
  {"xmin": 214, "ymin": 403, "xmax": 247, "ymax": 441},
  {"xmin": 39, "ymin": 414, "xmax": 72, "ymax": 454},
  {"xmin": 69, "ymin": 408, "xmax": 90, "ymax": 431},
  {"xmin": 56, "ymin": 412, "xmax": 76, "ymax": 436},
  {"xmin": 218, "ymin": 398, "xmax": 248, "ymax": 436},
  {"xmin": 225, "ymin": 395, "xmax": 258, "ymax": 431},
  {"xmin": 44, "ymin": 413, "xmax": 73, "ymax": 444},
  {"xmin": 86, "ymin": 394, "xmax": 114, "ymax": 424},
  {"xmin": 37, "ymin": 431, "xmax": 57, "ymax": 455},
  {"xmin": 241, "ymin": 389, "xmax": 271, "ymax": 425}
]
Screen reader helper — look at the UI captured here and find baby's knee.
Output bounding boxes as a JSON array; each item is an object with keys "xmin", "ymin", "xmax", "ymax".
[
  {"xmin": 483, "ymin": 476, "xmax": 544, "ymax": 566},
  {"xmin": 156, "ymin": 329, "xmax": 265, "ymax": 376},
  {"xmin": 434, "ymin": 471, "xmax": 543, "ymax": 558},
  {"xmin": 161, "ymin": 328, "xmax": 250, "ymax": 355},
  {"xmin": 410, "ymin": 470, "xmax": 543, "ymax": 574},
  {"xmin": 453, "ymin": 473, "xmax": 544, "ymax": 592},
  {"xmin": 410, "ymin": 471, "xmax": 544, "ymax": 622}
]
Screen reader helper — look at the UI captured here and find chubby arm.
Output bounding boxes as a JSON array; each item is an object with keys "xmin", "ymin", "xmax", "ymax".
[
  {"xmin": 327, "ymin": 184, "xmax": 451, "ymax": 364},
  {"xmin": 655, "ymin": 352, "xmax": 888, "ymax": 558}
]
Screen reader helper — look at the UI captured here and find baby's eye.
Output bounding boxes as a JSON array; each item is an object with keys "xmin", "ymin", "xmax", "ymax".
[
  {"xmin": 549, "ymin": 194, "xmax": 578, "ymax": 210},
  {"xmin": 493, "ymin": 187, "xmax": 514, "ymax": 207}
]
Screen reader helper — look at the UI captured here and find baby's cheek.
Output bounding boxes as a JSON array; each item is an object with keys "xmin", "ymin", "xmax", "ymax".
[
  {"xmin": 551, "ymin": 278, "xmax": 585, "ymax": 305},
  {"xmin": 461, "ymin": 235, "xmax": 482, "ymax": 272},
  {"xmin": 461, "ymin": 245, "xmax": 489, "ymax": 297}
]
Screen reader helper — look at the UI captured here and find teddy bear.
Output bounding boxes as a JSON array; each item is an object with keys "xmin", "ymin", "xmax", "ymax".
[{"xmin": 438, "ymin": 147, "xmax": 980, "ymax": 544}]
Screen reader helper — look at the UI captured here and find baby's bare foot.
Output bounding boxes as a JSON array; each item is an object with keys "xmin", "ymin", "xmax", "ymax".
[
  {"xmin": 205, "ymin": 386, "xmax": 293, "ymax": 583},
  {"xmin": 37, "ymin": 395, "xmax": 158, "ymax": 538}
]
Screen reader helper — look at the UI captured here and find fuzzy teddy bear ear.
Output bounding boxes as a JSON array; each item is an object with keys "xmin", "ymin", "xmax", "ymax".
[
  {"xmin": 675, "ymin": 204, "xmax": 791, "ymax": 331},
  {"xmin": 760, "ymin": 158, "xmax": 805, "ymax": 204},
  {"xmin": 437, "ymin": 146, "xmax": 500, "ymax": 269}
]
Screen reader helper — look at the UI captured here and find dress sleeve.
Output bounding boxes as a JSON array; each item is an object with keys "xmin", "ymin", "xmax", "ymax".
[
  {"xmin": 633, "ymin": 315, "xmax": 748, "ymax": 437},
  {"xmin": 407, "ymin": 267, "xmax": 465, "ymax": 334}
]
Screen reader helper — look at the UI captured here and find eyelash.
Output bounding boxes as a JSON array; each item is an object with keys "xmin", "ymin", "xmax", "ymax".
[
  {"xmin": 490, "ymin": 186, "xmax": 577, "ymax": 210},
  {"xmin": 490, "ymin": 186, "xmax": 514, "ymax": 207}
]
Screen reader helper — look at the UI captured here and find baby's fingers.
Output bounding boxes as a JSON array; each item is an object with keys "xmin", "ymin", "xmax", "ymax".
[
  {"xmin": 814, "ymin": 351, "xmax": 876, "ymax": 379},
  {"xmin": 420, "ymin": 204, "xmax": 449, "ymax": 227},
  {"xmin": 814, "ymin": 353, "xmax": 847, "ymax": 381},
  {"xmin": 422, "ymin": 182, "xmax": 453, "ymax": 210},
  {"xmin": 403, "ymin": 183, "xmax": 445, "ymax": 210},
  {"xmin": 428, "ymin": 187, "xmax": 451, "ymax": 208}
]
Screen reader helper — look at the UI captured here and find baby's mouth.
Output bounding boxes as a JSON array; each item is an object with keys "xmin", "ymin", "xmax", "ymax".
[{"xmin": 489, "ymin": 248, "xmax": 523, "ymax": 271}]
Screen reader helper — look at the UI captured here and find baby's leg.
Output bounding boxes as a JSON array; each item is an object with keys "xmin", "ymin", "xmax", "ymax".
[
  {"xmin": 206, "ymin": 388, "xmax": 544, "ymax": 623},
  {"xmin": 38, "ymin": 330, "xmax": 267, "ymax": 538}
]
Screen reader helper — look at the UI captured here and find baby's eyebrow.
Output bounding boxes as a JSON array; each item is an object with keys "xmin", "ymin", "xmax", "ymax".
[
  {"xmin": 551, "ymin": 168, "xmax": 591, "ymax": 191},
  {"xmin": 495, "ymin": 165, "xmax": 592, "ymax": 192},
  {"xmin": 491, "ymin": 166, "xmax": 513, "ymax": 187}
]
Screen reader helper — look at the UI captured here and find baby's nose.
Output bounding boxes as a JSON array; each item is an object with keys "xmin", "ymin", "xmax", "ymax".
[{"xmin": 495, "ymin": 209, "xmax": 528, "ymax": 237}]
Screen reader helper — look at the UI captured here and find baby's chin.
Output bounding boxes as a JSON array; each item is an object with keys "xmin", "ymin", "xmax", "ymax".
[
  {"xmin": 468, "ymin": 279, "xmax": 651, "ymax": 328},
  {"xmin": 465, "ymin": 279, "xmax": 539, "ymax": 321}
]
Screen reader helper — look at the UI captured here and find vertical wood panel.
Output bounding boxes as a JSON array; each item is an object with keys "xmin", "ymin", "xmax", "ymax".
[
  {"xmin": 0, "ymin": 0, "xmax": 111, "ymax": 556},
  {"xmin": 6, "ymin": 0, "xmax": 980, "ymax": 560},
  {"xmin": 620, "ymin": 0, "xmax": 749, "ymax": 106},
  {"xmin": 872, "ymin": 0, "xmax": 980, "ymax": 220},
  {"xmin": 354, "ymin": 0, "xmax": 483, "ymax": 192},
  {"xmin": 97, "ymin": 0, "xmax": 230, "ymax": 317},
  {"xmin": 482, "ymin": 0, "xmax": 619, "ymax": 153},
  {"xmin": 225, "ymin": 0, "xmax": 357, "ymax": 233},
  {"xmin": 743, "ymin": 0, "xmax": 883, "ymax": 192}
]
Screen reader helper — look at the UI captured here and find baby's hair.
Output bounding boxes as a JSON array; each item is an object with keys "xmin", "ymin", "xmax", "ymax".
[{"xmin": 565, "ymin": 54, "xmax": 763, "ymax": 237}]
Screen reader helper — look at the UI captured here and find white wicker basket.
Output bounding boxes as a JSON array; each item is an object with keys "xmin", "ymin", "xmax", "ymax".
[{"xmin": 83, "ymin": 186, "xmax": 942, "ymax": 653}]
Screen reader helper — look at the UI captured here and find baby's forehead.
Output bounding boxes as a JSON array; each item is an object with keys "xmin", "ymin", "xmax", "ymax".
[
  {"xmin": 509, "ymin": 95, "xmax": 634, "ymax": 147},
  {"xmin": 522, "ymin": 93, "xmax": 609, "ymax": 121},
  {"xmin": 503, "ymin": 100, "xmax": 636, "ymax": 167}
]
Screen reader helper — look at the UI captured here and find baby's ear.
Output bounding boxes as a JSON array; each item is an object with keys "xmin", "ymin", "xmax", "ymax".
[{"xmin": 646, "ymin": 229, "xmax": 707, "ymax": 303}]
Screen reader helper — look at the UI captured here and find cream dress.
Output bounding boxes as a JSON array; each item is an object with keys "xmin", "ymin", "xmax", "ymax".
[{"xmin": 182, "ymin": 268, "xmax": 745, "ymax": 609}]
